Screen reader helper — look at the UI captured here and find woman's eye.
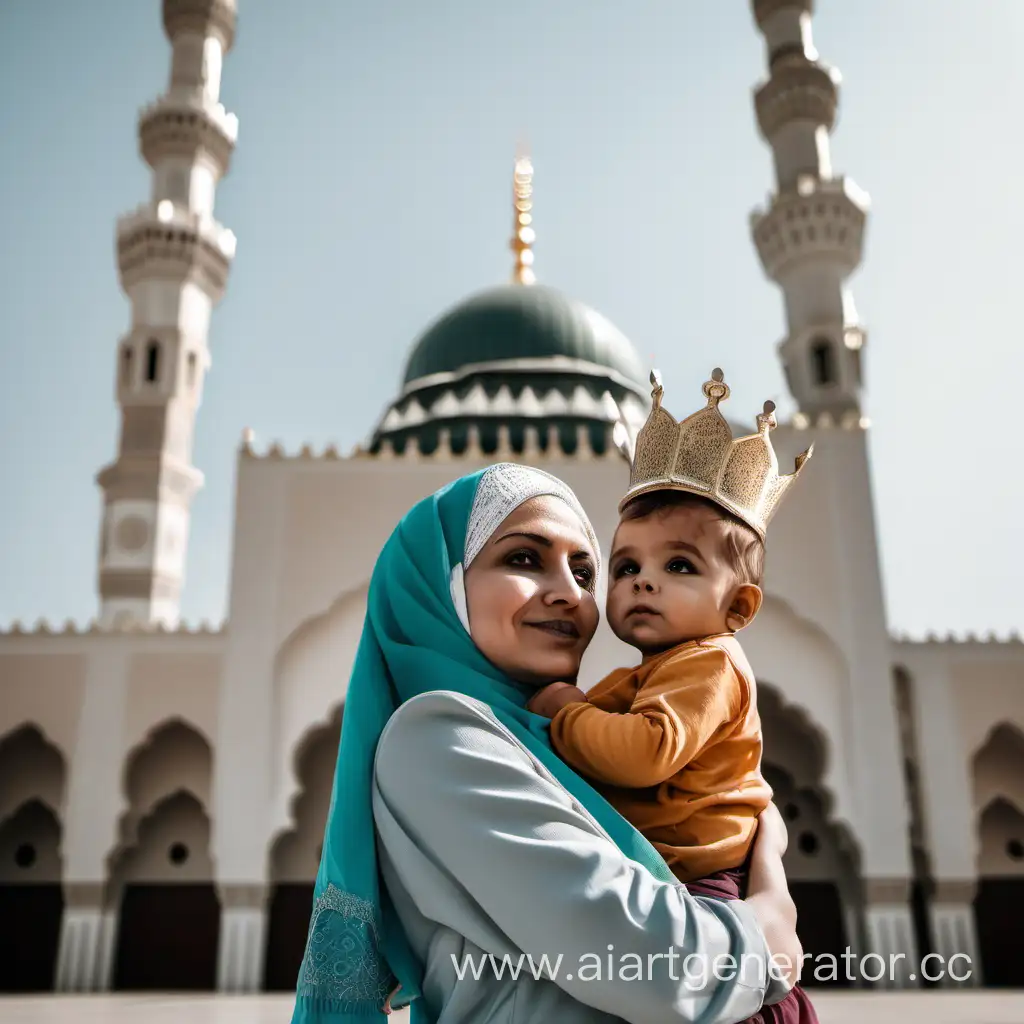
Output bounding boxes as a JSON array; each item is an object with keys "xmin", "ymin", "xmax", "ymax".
[
  {"xmin": 667, "ymin": 558, "xmax": 696, "ymax": 574},
  {"xmin": 572, "ymin": 565, "xmax": 594, "ymax": 588},
  {"xmin": 506, "ymin": 549, "xmax": 539, "ymax": 568}
]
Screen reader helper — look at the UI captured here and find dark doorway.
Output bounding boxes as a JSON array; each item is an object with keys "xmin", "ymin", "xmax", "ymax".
[
  {"xmin": 790, "ymin": 881, "xmax": 852, "ymax": 988},
  {"xmin": 975, "ymin": 878, "xmax": 1024, "ymax": 987},
  {"xmin": 113, "ymin": 883, "xmax": 220, "ymax": 990},
  {"xmin": 264, "ymin": 883, "xmax": 314, "ymax": 991},
  {"xmin": 0, "ymin": 883, "xmax": 63, "ymax": 991}
]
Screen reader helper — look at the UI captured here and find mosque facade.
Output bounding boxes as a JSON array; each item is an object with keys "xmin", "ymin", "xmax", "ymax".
[{"xmin": 1, "ymin": 0, "xmax": 1022, "ymax": 996}]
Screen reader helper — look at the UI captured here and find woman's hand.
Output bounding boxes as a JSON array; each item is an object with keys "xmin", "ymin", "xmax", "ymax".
[
  {"xmin": 755, "ymin": 800, "xmax": 789, "ymax": 858},
  {"xmin": 527, "ymin": 682, "xmax": 588, "ymax": 719},
  {"xmin": 744, "ymin": 801, "xmax": 802, "ymax": 993}
]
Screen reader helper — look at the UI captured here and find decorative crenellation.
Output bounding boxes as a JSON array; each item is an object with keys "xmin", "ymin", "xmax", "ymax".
[
  {"xmin": 238, "ymin": 423, "xmax": 624, "ymax": 465},
  {"xmin": 0, "ymin": 617, "xmax": 225, "ymax": 637},
  {"xmin": 893, "ymin": 630, "xmax": 1024, "ymax": 646}
]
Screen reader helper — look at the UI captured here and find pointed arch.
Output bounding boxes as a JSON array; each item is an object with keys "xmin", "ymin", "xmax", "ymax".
[
  {"xmin": 264, "ymin": 704, "xmax": 342, "ymax": 992},
  {"xmin": 271, "ymin": 583, "xmax": 367, "ymax": 838},
  {"xmin": 109, "ymin": 718, "xmax": 213, "ymax": 876},
  {"xmin": 741, "ymin": 593, "xmax": 856, "ymax": 831},
  {"xmin": 110, "ymin": 789, "xmax": 219, "ymax": 992},
  {"xmin": 972, "ymin": 722, "xmax": 1024, "ymax": 821},
  {"xmin": 0, "ymin": 724, "xmax": 67, "ymax": 992},
  {"xmin": 757, "ymin": 682, "xmax": 861, "ymax": 989},
  {"xmin": 0, "ymin": 724, "xmax": 66, "ymax": 827},
  {"xmin": 974, "ymin": 796, "xmax": 1024, "ymax": 987}
]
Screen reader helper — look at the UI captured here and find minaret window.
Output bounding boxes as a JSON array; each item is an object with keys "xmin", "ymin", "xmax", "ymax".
[
  {"xmin": 145, "ymin": 340, "xmax": 161, "ymax": 383},
  {"xmin": 187, "ymin": 352, "xmax": 197, "ymax": 388},
  {"xmin": 121, "ymin": 346, "xmax": 133, "ymax": 386},
  {"xmin": 810, "ymin": 338, "xmax": 836, "ymax": 386}
]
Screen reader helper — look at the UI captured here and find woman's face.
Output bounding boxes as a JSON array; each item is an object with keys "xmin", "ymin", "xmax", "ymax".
[{"xmin": 464, "ymin": 495, "xmax": 600, "ymax": 687}]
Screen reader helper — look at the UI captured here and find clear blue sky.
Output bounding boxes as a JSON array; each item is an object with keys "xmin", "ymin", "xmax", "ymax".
[{"xmin": 1, "ymin": 0, "xmax": 1021, "ymax": 637}]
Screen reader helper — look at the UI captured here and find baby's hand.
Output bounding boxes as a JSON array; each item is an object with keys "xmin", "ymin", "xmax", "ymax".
[{"xmin": 527, "ymin": 682, "xmax": 588, "ymax": 719}]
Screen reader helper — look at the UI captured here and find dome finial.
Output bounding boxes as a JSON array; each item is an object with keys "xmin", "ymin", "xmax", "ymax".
[{"xmin": 510, "ymin": 147, "xmax": 536, "ymax": 285}]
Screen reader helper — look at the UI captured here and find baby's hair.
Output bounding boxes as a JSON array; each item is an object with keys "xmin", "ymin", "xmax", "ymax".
[{"xmin": 619, "ymin": 490, "xmax": 765, "ymax": 587}]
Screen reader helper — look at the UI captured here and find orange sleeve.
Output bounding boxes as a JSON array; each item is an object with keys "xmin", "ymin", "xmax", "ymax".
[{"xmin": 549, "ymin": 645, "xmax": 742, "ymax": 789}]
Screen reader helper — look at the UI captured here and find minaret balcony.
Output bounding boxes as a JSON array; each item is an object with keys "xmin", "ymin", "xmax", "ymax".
[
  {"xmin": 116, "ymin": 202, "xmax": 235, "ymax": 300},
  {"xmin": 750, "ymin": 176, "xmax": 868, "ymax": 281},
  {"xmin": 755, "ymin": 56, "xmax": 839, "ymax": 139},
  {"xmin": 139, "ymin": 95, "xmax": 237, "ymax": 176},
  {"xmin": 752, "ymin": 0, "xmax": 813, "ymax": 30},
  {"xmin": 163, "ymin": 0, "xmax": 236, "ymax": 51}
]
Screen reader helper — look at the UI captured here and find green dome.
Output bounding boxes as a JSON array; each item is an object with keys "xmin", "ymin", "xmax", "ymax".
[{"xmin": 402, "ymin": 284, "xmax": 647, "ymax": 388}]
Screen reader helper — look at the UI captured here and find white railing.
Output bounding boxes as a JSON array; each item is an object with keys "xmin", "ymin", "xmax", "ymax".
[
  {"xmin": 139, "ymin": 92, "xmax": 239, "ymax": 144},
  {"xmin": 116, "ymin": 202, "xmax": 237, "ymax": 259}
]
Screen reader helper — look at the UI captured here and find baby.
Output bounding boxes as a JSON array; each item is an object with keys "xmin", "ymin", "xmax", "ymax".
[
  {"xmin": 528, "ymin": 366, "xmax": 812, "ymax": 891},
  {"xmin": 528, "ymin": 486, "xmax": 771, "ymax": 883}
]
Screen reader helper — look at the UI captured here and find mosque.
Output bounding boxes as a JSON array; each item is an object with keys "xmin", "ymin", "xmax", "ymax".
[{"xmin": 1, "ymin": 0, "xmax": 1022, "ymax": 998}]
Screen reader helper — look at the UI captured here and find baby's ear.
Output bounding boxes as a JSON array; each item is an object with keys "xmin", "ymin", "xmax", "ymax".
[{"xmin": 726, "ymin": 584, "xmax": 763, "ymax": 632}]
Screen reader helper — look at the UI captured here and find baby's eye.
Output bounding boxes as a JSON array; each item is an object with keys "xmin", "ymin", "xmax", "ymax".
[
  {"xmin": 667, "ymin": 558, "xmax": 696, "ymax": 574},
  {"xmin": 613, "ymin": 561, "xmax": 639, "ymax": 578}
]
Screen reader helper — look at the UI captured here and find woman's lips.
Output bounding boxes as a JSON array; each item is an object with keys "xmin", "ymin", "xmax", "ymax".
[{"xmin": 525, "ymin": 619, "xmax": 580, "ymax": 640}]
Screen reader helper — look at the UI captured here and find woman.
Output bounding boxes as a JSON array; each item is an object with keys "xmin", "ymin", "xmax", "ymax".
[{"xmin": 291, "ymin": 464, "xmax": 800, "ymax": 1024}]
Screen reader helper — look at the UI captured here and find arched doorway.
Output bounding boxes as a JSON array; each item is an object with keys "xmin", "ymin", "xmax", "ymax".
[
  {"xmin": 264, "ymin": 706, "xmax": 342, "ymax": 991},
  {"xmin": 972, "ymin": 723, "xmax": 1024, "ymax": 988},
  {"xmin": 759, "ymin": 685, "xmax": 860, "ymax": 988},
  {"xmin": 109, "ymin": 720, "xmax": 219, "ymax": 990},
  {"xmin": 0, "ymin": 725, "xmax": 66, "ymax": 992}
]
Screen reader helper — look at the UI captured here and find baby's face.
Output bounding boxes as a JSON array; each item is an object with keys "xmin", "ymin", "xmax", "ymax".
[{"xmin": 607, "ymin": 505, "xmax": 743, "ymax": 656}]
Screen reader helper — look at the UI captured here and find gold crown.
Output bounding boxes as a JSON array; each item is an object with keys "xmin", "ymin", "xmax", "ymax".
[{"xmin": 618, "ymin": 368, "xmax": 813, "ymax": 539}]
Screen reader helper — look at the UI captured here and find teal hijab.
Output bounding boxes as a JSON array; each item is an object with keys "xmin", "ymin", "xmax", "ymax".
[{"xmin": 291, "ymin": 465, "xmax": 676, "ymax": 1023}]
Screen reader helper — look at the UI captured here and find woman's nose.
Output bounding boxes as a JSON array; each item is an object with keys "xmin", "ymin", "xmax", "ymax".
[{"xmin": 544, "ymin": 564, "xmax": 583, "ymax": 605}]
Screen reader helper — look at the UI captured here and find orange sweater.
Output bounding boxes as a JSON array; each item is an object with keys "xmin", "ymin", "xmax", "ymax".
[{"xmin": 550, "ymin": 634, "xmax": 771, "ymax": 883}]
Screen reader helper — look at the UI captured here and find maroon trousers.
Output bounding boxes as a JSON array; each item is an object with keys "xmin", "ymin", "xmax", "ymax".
[{"xmin": 685, "ymin": 866, "xmax": 818, "ymax": 1024}]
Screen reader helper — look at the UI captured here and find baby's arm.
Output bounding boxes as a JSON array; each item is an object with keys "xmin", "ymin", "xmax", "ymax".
[
  {"xmin": 549, "ymin": 645, "xmax": 741, "ymax": 788},
  {"xmin": 527, "ymin": 681, "xmax": 588, "ymax": 719}
]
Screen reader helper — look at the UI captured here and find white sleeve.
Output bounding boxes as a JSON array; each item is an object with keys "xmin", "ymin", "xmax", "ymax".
[{"xmin": 372, "ymin": 691, "xmax": 780, "ymax": 1024}]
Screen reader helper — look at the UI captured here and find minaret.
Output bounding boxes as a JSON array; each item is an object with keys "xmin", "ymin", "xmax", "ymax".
[
  {"xmin": 95, "ymin": 0, "xmax": 238, "ymax": 629},
  {"xmin": 510, "ymin": 153, "xmax": 536, "ymax": 285},
  {"xmin": 748, "ymin": 0, "xmax": 869, "ymax": 424}
]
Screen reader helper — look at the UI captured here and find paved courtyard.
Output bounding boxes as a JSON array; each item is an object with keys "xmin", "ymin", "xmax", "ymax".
[{"xmin": 0, "ymin": 992, "xmax": 1022, "ymax": 1023}]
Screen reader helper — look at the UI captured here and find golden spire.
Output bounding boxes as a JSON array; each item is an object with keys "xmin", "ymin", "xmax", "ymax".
[{"xmin": 510, "ymin": 151, "xmax": 536, "ymax": 285}]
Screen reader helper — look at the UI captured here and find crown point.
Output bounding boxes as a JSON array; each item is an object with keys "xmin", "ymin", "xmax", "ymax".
[
  {"xmin": 650, "ymin": 369, "xmax": 664, "ymax": 411},
  {"xmin": 702, "ymin": 369, "xmax": 730, "ymax": 406},
  {"xmin": 763, "ymin": 400, "xmax": 776, "ymax": 415}
]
